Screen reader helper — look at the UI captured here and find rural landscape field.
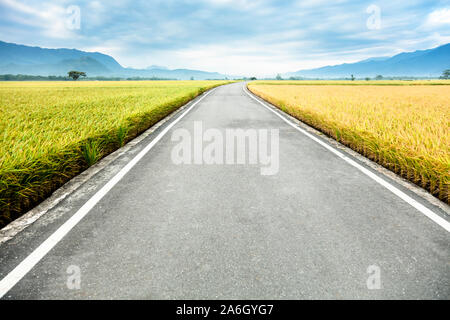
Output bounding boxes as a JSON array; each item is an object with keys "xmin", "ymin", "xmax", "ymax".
[
  {"xmin": 1, "ymin": 0, "xmax": 450, "ymax": 303},
  {"xmin": 248, "ymin": 81, "xmax": 450, "ymax": 204},
  {"xmin": 1, "ymin": 80, "xmax": 449, "ymax": 227},
  {"xmin": 0, "ymin": 80, "xmax": 230, "ymax": 227}
]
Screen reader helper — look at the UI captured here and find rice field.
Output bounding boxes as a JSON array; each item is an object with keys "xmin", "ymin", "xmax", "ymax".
[
  {"xmin": 0, "ymin": 80, "xmax": 230, "ymax": 227},
  {"xmin": 248, "ymin": 81, "xmax": 450, "ymax": 204}
]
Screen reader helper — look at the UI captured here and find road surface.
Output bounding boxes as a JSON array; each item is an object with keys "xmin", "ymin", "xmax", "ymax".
[{"xmin": 0, "ymin": 82, "xmax": 449, "ymax": 299}]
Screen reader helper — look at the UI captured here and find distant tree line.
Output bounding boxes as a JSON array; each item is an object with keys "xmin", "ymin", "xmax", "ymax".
[
  {"xmin": 124, "ymin": 76, "xmax": 176, "ymax": 80},
  {"xmin": 0, "ymin": 74, "xmax": 177, "ymax": 81},
  {"xmin": 266, "ymin": 72, "xmax": 450, "ymax": 81},
  {"xmin": 0, "ymin": 74, "xmax": 70, "ymax": 81}
]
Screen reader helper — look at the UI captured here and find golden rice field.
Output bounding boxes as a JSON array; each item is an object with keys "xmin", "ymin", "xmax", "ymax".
[
  {"xmin": 0, "ymin": 80, "xmax": 230, "ymax": 227},
  {"xmin": 248, "ymin": 81, "xmax": 450, "ymax": 204}
]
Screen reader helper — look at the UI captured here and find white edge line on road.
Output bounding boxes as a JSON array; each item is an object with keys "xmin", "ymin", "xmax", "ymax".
[
  {"xmin": 243, "ymin": 84, "xmax": 450, "ymax": 233},
  {"xmin": 0, "ymin": 87, "xmax": 216, "ymax": 298}
]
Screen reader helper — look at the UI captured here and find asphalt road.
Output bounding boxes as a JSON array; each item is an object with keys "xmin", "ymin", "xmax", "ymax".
[{"xmin": 0, "ymin": 82, "xmax": 449, "ymax": 299}]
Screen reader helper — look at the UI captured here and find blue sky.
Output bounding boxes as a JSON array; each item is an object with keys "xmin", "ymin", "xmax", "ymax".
[{"xmin": 0, "ymin": 0, "xmax": 449, "ymax": 76}]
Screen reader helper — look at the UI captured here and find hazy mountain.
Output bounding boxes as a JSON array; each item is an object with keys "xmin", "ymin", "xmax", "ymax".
[
  {"xmin": 0, "ymin": 41, "xmax": 229, "ymax": 79},
  {"xmin": 0, "ymin": 41, "xmax": 122, "ymax": 72},
  {"xmin": 285, "ymin": 43, "xmax": 450, "ymax": 78},
  {"xmin": 0, "ymin": 56, "xmax": 111, "ymax": 75},
  {"xmin": 146, "ymin": 65, "xmax": 168, "ymax": 70},
  {"xmin": 119, "ymin": 67, "xmax": 226, "ymax": 80}
]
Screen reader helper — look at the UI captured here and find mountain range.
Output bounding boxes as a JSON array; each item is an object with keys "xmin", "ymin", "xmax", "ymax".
[
  {"xmin": 284, "ymin": 43, "xmax": 450, "ymax": 78},
  {"xmin": 1, "ymin": 41, "xmax": 449, "ymax": 79},
  {"xmin": 0, "ymin": 41, "xmax": 228, "ymax": 80}
]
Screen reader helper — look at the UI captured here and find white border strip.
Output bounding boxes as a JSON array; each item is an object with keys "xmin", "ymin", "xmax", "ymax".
[
  {"xmin": 0, "ymin": 88, "xmax": 216, "ymax": 298},
  {"xmin": 244, "ymin": 84, "xmax": 450, "ymax": 233}
]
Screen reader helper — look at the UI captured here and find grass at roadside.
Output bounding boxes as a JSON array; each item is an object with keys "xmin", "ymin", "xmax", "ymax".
[
  {"xmin": 0, "ymin": 80, "xmax": 231, "ymax": 227},
  {"xmin": 248, "ymin": 82, "xmax": 449, "ymax": 204}
]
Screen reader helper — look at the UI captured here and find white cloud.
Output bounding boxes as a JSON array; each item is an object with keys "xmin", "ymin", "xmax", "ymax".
[
  {"xmin": 0, "ymin": 0, "xmax": 78, "ymax": 39},
  {"xmin": 425, "ymin": 8, "xmax": 450, "ymax": 26}
]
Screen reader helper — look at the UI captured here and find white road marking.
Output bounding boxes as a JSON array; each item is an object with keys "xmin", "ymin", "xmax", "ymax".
[
  {"xmin": 243, "ymin": 84, "xmax": 450, "ymax": 233},
  {"xmin": 0, "ymin": 88, "xmax": 216, "ymax": 298}
]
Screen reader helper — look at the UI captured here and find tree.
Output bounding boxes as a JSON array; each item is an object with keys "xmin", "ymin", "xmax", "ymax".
[
  {"xmin": 365, "ymin": 77, "xmax": 370, "ymax": 81},
  {"xmin": 249, "ymin": 77, "xmax": 257, "ymax": 80},
  {"xmin": 440, "ymin": 69, "xmax": 450, "ymax": 79},
  {"xmin": 68, "ymin": 71, "xmax": 86, "ymax": 80},
  {"xmin": 190, "ymin": 76, "xmax": 194, "ymax": 80},
  {"xmin": 276, "ymin": 74, "xmax": 283, "ymax": 80},
  {"xmin": 350, "ymin": 74, "xmax": 355, "ymax": 81},
  {"xmin": 375, "ymin": 75, "xmax": 383, "ymax": 80}
]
